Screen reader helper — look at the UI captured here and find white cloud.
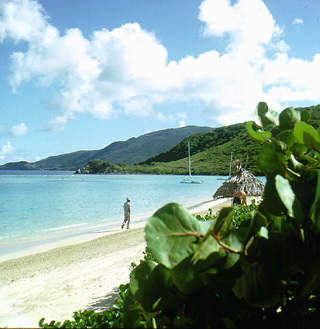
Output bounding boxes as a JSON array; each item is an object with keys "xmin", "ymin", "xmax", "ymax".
[
  {"xmin": 41, "ymin": 112, "xmax": 75, "ymax": 131},
  {"xmin": 1, "ymin": 0, "xmax": 320, "ymax": 129},
  {"xmin": 0, "ymin": 141, "xmax": 15, "ymax": 156},
  {"xmin": 10, "ymin": 123, "xmax": 28, "ymax": 138},
  {"xmin": 199, "ymin": 0, "xmax": 284, "ymax": 62},
  {"xmin": 293, "ymin": 18, "xmax": 304, "ymax": 25},
  {"xmin": 0, "ymin": 0, "xmax": 48, "ymax": 42}
]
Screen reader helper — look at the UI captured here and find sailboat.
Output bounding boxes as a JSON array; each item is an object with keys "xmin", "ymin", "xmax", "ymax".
[{"xmin": 180, "ymin": 142, "xmax": 202, "ymax": 184}]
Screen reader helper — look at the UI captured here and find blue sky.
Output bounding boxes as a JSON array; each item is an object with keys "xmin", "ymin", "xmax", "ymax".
[{"xmin": 0, "ymin": 0, "xmax": 320, "ymax": 165}]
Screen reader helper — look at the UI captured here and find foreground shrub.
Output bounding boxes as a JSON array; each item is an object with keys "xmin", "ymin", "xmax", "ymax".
[
  {"xmin": 41, "ymin": 103, "xmax": 320, "ymax": 328},
  {"xmin": 122, "ymin": 103, "xmax": 320, "ymax": 328}
]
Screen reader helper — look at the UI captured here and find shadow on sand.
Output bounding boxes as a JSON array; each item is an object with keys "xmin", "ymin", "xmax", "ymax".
[{"xmin": 86, "ymin": 288, "xmax": 120, "ymax": 312}]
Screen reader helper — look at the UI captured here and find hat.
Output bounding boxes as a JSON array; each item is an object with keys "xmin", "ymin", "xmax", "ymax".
[{"xmin": 126, "ymin": 197, "xmax": 130, "ymax": 201}]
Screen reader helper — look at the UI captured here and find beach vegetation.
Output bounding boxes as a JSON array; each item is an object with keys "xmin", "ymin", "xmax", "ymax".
[
  {"xmin": 119, "ymin": 103, "xmax": 320, "ymax": 328},
  {"xmin": 40, "ymin": 103, "xmax": 320, "ymax": 328}
]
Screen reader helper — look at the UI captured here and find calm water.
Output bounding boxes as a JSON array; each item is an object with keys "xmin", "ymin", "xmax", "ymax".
[{"xmin": 0, "ymin": 171, "xmax": 230, "ymax": 241}]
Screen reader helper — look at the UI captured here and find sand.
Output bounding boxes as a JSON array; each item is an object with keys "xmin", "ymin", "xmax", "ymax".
[{"xmin": 0, "ymin": 198, "xmax": 232, "ymax": 328}]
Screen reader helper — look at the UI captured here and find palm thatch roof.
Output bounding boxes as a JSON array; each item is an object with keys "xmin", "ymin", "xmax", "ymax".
[{"xmin": 213, "ymin": 160, "xmax": 265, "ymax": 199}]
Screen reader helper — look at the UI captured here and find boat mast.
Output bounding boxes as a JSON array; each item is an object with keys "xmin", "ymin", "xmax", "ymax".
[
  {"xmin": 188, "ymin": 142, "xmax": 192, "ymax": 177},
  {"xmin": 228, "ymin": 152, "xmax": 233, "ymax": 178}
]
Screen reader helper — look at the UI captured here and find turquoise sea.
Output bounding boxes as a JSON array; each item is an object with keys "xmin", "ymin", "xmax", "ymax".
[{"xmin": 0, "ymin": 170, "xmax": 265, "ymax": 257}]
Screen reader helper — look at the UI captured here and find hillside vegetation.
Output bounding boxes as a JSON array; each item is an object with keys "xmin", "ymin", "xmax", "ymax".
[{"xmin": 78, "ymin": 104, "xmax": 320, "ymax": 176}]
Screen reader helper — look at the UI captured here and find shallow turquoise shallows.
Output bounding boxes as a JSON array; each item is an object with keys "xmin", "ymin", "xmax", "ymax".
[{"xmin": 0, "ymin": 170, "xmax": 265, "ymax": 256}]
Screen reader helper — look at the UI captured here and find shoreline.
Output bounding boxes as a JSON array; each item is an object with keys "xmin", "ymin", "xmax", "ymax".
[
  {"xmin": 0, "ymin": 197, "xmax": 231, "ymax": 263},
  {"xmin": 0, "ymin": 197, "xmax": 232, "ymax": 328}
]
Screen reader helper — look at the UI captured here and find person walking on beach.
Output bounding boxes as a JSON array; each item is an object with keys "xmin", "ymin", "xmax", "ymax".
[
  {"xmin": 121, "ymin": 197, "xmax": 131, "ymax": 229},
  {"xmin": 232, "ymin": 190, "xmax": 247, "ymax": 205}
]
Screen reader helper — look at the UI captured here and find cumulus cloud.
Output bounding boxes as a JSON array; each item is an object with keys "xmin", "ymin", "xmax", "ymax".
[
  {"xmin": 199, "ymin": 0, "xmax": 284, "ymax": 61},
  {"xmin": 1, "ymin": 0, "xmax": 320, "ymax": 128},
  {"xmin": 10, "ymin": 123, "xmax": 28, "ymax": 138}
]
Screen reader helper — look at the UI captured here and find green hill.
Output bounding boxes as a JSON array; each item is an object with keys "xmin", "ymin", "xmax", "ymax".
[
  {"xmin": 125, "ymin": 104, "xmax": 320, "ymax": 176},
  {"xmin": 0, "ymin": 125, "xmax": 213, "ymax": 171}
]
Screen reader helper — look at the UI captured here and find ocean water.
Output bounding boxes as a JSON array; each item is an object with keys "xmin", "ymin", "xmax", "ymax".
[{"xmin": 0, "ymin": 170, "xmax": 265, "ymax": 257}]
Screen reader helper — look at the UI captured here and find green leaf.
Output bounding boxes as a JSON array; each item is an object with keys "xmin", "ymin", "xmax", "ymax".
[
  {"xmin": 145, "ymin": 203, "xmax": 205, "ymax": 269},
  {"xmin": 255, "ymin": 102, "xmax": 278, "ymax": 129},
  {"xmin": 191, "ymin": 207, "xmax": 235, "ymax": 264},
  {"xmin": 257, "ymin": 101, "xmax": 269, "ymax": 117},
  {"xmin": 275, "ymin": 175, "xmax": 299, "ymax": 218},
  {"xmin": 287, "ymin": 154, "xmax": 303, "ymax": 173},
  {"xmin": 258, "ymin": 143, "xmax": 287, "ymax": 176},
  {"xmin": 300, "ymin": 109, "xmax": 311, "ymax": 123},
  {"xmin": 233, "ymin": 256, "xmax": 281, "ymax": 308},
  {"xmin": 171, "ymin": 255, "xmax": 206, "ymax": 294},
  {"xmin": 142, "ymin": 264, "xmax": 179, "ymax": 312},
  {"xmin": 279, "ymin": 107, "xmax": 301, "ymax": 131},
  {"xmin": 258, "ymin": 176, "xmax": 287, "ymax": 218},
  {"xmin": 212, "ymin": 206, "xmax": 234, "ymax": 238},
  {"xmin": 276, "ymin": 130, "xmax": 295, "ymax": 147},
  {"xmin": 128, "ymin": 260, "xmax": 157, "ymax": 303},
  {"xmin": 245, "ymin": 121, "xmax": 272, "ymax": 142},
  {"xmin": 294, "ymin": 121, "xmax": 320, "ymax": 151}
]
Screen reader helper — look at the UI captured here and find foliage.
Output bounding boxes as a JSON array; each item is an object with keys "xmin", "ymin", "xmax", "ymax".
[
  {"xmin": 39, "ymin": 284, "xmax": 128, "ymax": 328},
  {"xmin": 135, "ymin": 105, "xmax": 320, "ymax": 176},
  {"xmin": 40, "ymin": 103, "xmax": 320, "ymax": 328},
  {"xmin": 120, "ymin": 103, "xmax": 320, "ymax": 328},
  {"xmin": 232, "ymin": 199, "xmax": 260, "ymax": 228}
]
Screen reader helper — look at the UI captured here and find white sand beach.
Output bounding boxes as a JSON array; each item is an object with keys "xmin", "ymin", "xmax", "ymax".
[{"xmin": 0, "ymin": 198, "xmax": 232, "ymax": 328}]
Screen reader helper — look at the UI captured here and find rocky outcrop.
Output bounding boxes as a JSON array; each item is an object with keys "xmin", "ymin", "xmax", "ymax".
[{"xmin": 75, "ymin": 159, "xmax": 125, "ymax": 174}]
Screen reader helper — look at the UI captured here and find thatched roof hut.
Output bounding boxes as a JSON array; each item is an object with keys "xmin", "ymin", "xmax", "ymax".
[{"xmin": 213, "ymin": 160, "xmax": 265, "ymax": 199}]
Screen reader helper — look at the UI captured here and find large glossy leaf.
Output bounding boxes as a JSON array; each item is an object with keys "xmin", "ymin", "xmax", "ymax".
[
  {"xmin": 256, "ymin": 102, "xmax": 278, "ymax": 129},
  {"xmin": 256, "ymin": 101, "xmax": 269, "ymax": 117},
  {"xmin": 276, "ymin": 130, "xmax": 295, "ymax": 147},
  {"xmin": 212, "ymin": 206, "xmax": 234, "ymax": 237},
  {"xmin": 279, "ymin": 107, "xmax": 301, "ymax": 131},
  {"xmin": 245, "ymin": 121, "xmax": 272, "ymax": 142},
  {"xmin": 294, "ymin": 121, "xmax": 320, "ymax": 151},
  {"xmin": 142, "ymin": 264, "xmax": 179, "ymax": 312},
  {"xmin": 259, "ymin": 176, "xmax": 287, "ymax": 218},
  {"xmin": 171, "ymin": 255, "xmax": 207, "ymax": 294},
  {"xmin": 240, "ymin": 210, "xmax": 268, "ymax": 245},
  {"xmin": 300, "ymin": 109, "xmax": 311, "ymax": 123},
  {"xmin": 192, "ymin": 207, "xmax": 235, "ymax": 264},
  {"xmin": 258, "ymin": 143, "xmax": 287, "ymax": 176},
  {"xmin": 128, "ymin": 260, "xmax": 157, "ymax": 304},
  {"xmin": 275, "ymin": 175, "xmax": 303, "ymax": 219},
  {"xmin": 145, "ymin": 203, "xmax": 205, "ymax": 269}
]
